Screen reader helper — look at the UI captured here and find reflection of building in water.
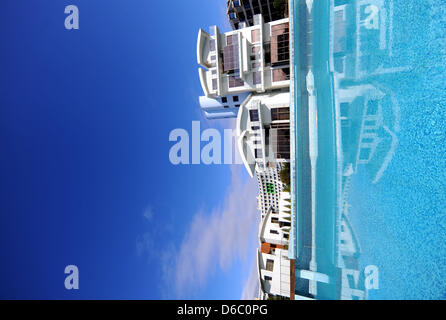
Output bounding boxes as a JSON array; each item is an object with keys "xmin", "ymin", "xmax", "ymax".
[
  {"xmin": 337, "ymin": 83, "xmax": 398, "ymax": 184},
  {"xmin": 331, "ymin": 0, "xmax": 404, "ymax": 300},
  {"xmin": 340, "ymin": 267, "xmax": 367, "ymax": 300},
  {"xmin": 333, "ymin": 82, "xmax": 399, "ymax": 300},
  {"xmin": 333, "ymin": 3, "xmax": 350, "ymax": 78},
  {"xmin": 333, "ymin": 0, "xmax": 403, "ymax": 80},
  {"xmin": 338, "ymin": 213, "xmax": 367, "ymax": 300},
  {"xmin": 338, "ymin": 84, "xmax": 384, "ymax": 171},
  {"xmin": 339, "ymin": 213, "xmax": 361, "ymax": 259}
]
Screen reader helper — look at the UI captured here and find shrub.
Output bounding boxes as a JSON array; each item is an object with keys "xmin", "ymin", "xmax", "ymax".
[{"xmin": 279, "ymin": 162, "xmax": 290, "ymax": 186}]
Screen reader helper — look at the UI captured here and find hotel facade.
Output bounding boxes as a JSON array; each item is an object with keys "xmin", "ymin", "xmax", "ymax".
[
  {"xmin": 197, "ymin": 15, "xmax": 290, "ymax": 119},
  {"xmin": 197, "ymin": 14, "xmax": 293, "ymax": 300},
  {"xmin": 226, "ymin": 0, "xmax": 287, "ymax": 30},
  {"xmin": 257, "ymin": 191, "xmax": 292, "ymax": 299}
]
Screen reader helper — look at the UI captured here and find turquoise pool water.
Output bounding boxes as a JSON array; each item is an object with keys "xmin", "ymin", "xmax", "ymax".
[{"xmin": 292, "ymin": 0, "xmax": 446, "ymax": 299}]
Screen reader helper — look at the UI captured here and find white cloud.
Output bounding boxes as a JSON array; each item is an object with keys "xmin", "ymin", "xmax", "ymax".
[
  {"xmin": 137, "ymin": 207, "xmax": 170, "ymax": 260},
  {"xmin": 241, "ymin": 257, "xmax": 260, "ymax": 300},
  {"xmin": 143, "ymin": 206, "xmax": 154, "ymax": 221},
  {"xmin": 162, "ymin": 165, "xmax": 259, "ymax": 298},
  {"xmin": 136, "ymin": 232, "xmax": 155, "ymax": 258},
  {"xmin": 136, "ymin": 207, "xmax": 157, "ymax": 258}
]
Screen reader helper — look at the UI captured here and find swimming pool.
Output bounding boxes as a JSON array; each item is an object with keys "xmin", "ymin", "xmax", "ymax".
[{"xmin": 291, "ymin": 0, "xmax": 446, "ymax": 299}]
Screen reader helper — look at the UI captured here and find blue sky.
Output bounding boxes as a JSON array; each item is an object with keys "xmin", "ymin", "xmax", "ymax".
[{"xmin": 0, "ymin": 0, "xmax": 259, "ymax": 299}]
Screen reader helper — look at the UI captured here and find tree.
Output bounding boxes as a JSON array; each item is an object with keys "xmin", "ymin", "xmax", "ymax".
[
  {"xmin": 273, "ymin": 0, "xmax": 286, "ymax": 11},
  {"xmin": 279, "ymin": 162, "xmax": 290, "ymax": 186}
]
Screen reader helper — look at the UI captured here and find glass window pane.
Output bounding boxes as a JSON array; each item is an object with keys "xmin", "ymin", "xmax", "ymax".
[
  {"xmin": 266, "ymin": 259, "xmax": 274, "ymax": 271},
  {"xmin": 253, "ymin": 72, "xmax": 261, "ymax": 85},
  {"xmin": 249, "ymin": 110, "xmax": 259, "ymax": 121}
]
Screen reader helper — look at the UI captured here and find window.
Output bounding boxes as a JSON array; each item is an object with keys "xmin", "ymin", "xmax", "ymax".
[
  {"xmin": 211, "ymin": 69, "xmax": 217, "ymax": 75},
  {"xmin": 209, "ymin": 39, "xmax": 215, "ymax": 51},
  {"xmin": 223, "ymin": 105, "xmax": 229, "ymax": 108},
  {"xmin": 253, "ymin": 72, "xmax": 261, "ymax": 85},
  {"xmin": 270, "ymin": 229, "xmax": 279, "ymax": 234},
  {"xmin": 271, "ymin": 23, "xmax": 290, "ymax": 65},
  {"xmin": 222, "ymin": 97, "xmax": 227, "ymax": 103},
  {"xmin": 271, "ymin": 107, "xmax": 290, "ymax": 121},
  {"xmin": 251, "ymin": 125, "xmax": 260, "ymax": 130},
  {"xmin": 253, "ymin": 140, "xmax": 260, "ymax": 144},
  {"xmin": 211, "ymin": 55, "xmax": 216, "ymax": 61},
  {"xmin": 252, "ymin": 46, "xmax": 260, "ymax": 54},
  {"xmin": 223, "ymin": 35, "xmax": 239, "ymax": 73},
  {"xmin": 264, "ymin": 43, "xmax": 271, "ymax": 65},
  {"xmin": 359, "ymin": 147, "xmax": 371, "ymax": 161},
  {"xmin": 272, "ymin": 68, "xmax": 290, "ymax": 81},
  {"xmin": 226, "ymin": 34, "xmax": 236, "ymax": 46},
  {"xmin": 266, "ymin": 259, "xmax": 274, "ymax": 271},
  {"xmin": 254, "ymin": 148, "xmax": 263, "ymax": 159},
  {"xmin": 347, "ymin": 274, "xmax": 356, "ymax": 288},
  {"xmin": 252, "ymin": 62, "xmax": 260, "ymax": 68},
  {"xmin": 271, "ymin": 217, "xmax": 279, "ymax": 224},
  {"xmin": 212, "ymin": 79, "xmax": 217, "ymax": 90},
  {"xmin": 335, "ymin": 57, "xmax": 345, "ymax": 73},
  {"xmin": 249, "ymin": 109, "xmax": 259, "ymax": 121},
  {"xmin": 270, "ymin": 127, "xmax": 290, "ymax": 159},
  {"xmin": 264, "ymin": 276, "xmax": 272, "ymax": 281},
  {"xmin": 235, "ymin": 104, "xmax": 240, "ymax": 108},
  {"xmin": 228, "ymin": 76, "xmax": 244, "ymax": 88},
  {"xmin": 367, "ymin": 100, "xmax": 378, "ymax": 115},
  {"xmin": 279, "ymin": 221, "xmax": 291, "ymax": 227},
  {"xmin": 224, "ymin": 48, "xmax": 239, "ymax": 73},
  {"xmin": 251, "ymin": 29, "xmax": 260, "ymax": 43},
  {"xmin": 266, "ymin": 183, "xmax": 275, "ymax": 194},
  {"xmin": 233, "ymin": 95, "xmax": 239, "ymax": 102},
  {"xmin": 340, "ymin": 102, "xmax": 349, "ymax": 117}
]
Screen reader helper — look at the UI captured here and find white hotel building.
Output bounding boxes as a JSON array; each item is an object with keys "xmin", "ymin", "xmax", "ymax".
[
  {"xmin": 197, "ymin": 15, "xmax": 290, "ymax": 119},
  {"xmin": 197, "ymin": 14, "xmax": 294, "ymax": 299},
  {"xmin": 235, "ymin": 90, "xmax": 290, "ymax": 177},
  {"xmin": 256, "ymin": 163, "xmax": 284, "ymax": 219},
  {"xmin": 236, "ymin": 92, "xmax": 295, "ymax": 300},
  {"xmin": 257, "ymin": 191, "xmax": 294, "ymax": 299}
]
